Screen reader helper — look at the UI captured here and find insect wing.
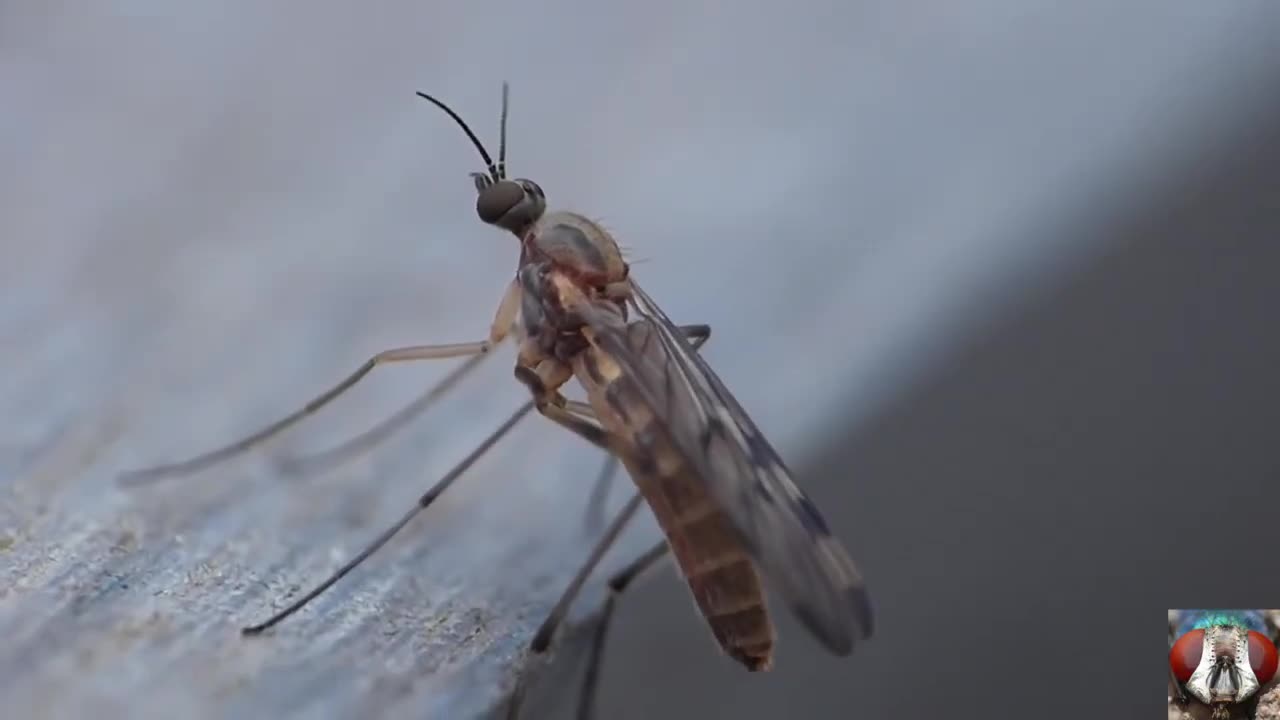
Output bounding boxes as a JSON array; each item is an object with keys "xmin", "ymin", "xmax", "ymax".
[{"xmin": 578, "ymin": 280, "xmax": 873, "ymax": 654}]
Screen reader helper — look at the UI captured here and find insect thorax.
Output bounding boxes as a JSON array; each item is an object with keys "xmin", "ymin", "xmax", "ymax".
[
  {"xmin": 513, "ymin": 210, "xmax": 630, "ymax": 365},
  {"xmin": 525, "ymin": 211, "xmax": 627, "ymax": 287}
]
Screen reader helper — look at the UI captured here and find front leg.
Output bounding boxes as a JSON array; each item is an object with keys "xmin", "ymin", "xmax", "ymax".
[{"xmin": 513, "ymin": 361, "xmax": 614, "ymax": 453}]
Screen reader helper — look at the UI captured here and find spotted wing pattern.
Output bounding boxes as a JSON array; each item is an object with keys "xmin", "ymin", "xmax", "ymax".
[{"xmin": 576, "ymin": 280, "xmax": 873, "ymax": 654}]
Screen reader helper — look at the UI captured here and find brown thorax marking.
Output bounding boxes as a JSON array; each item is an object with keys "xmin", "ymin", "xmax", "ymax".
[
  {"xmin": 514, "ymin": 244, "xmax": 632, "ymax": 398},
  {"xmin": 520, "ymin": 211, "xmax": 630, "ymax": 287}
]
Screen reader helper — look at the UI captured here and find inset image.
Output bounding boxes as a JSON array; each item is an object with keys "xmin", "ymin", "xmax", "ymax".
[{"xmin": 1170, "ymin": 610, "xmax": 1280, "ymax": 720}]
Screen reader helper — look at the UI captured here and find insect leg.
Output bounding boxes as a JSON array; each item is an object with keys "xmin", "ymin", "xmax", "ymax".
[
  {"xmin": 506, "ymin": 491, "xmax": 646, "ymax": 720},
  {"xmin": 120, "ymin": 281, "xmax": 522, "ymax": 486},
  {"xmin": 514, "ymin": 366, "xmax": 615, "ymax": 452},
  {"xmin": 117, "ymin": 341, "xmax": 493, "ymax": 485},
  {"xmin": 576, "ymin": 538, "xmax": 670, "ymax": 720},
  {"xmin": 274, "ymin": 350, "xmax": 492, "ymax": 475},
  {"xmin": 531, "ymin": 492, "xmax": 645, "ymax": 652},
  {"xmin": 561, "ymin": 399, "xmax": 599, "ymax": 419},
  {"xmin": 240, "ymin": 400, "xmax": 534, "ymax": 634},
  {"xmin": 581, "ymin": 455, "xmax": 622, "ymax": 536},
  {"xmin": 581, "ymin": 323, "xmax": 710, "ymax": 532},
  {"xmin": 274, "ymin": 280, "xmax": 523, "ymax": 476},
  {"xmin": 508, "ymin": 504, "xmax": 673, "ymax": 720}
]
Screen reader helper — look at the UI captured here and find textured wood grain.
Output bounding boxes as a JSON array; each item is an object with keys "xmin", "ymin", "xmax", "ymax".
[{"xmin": 0, "ymin": 340, "xmax": 634, "ymax": 720}]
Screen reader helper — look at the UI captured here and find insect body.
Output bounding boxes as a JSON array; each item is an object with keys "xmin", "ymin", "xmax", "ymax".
[
  {"xmin": 511, "ymin": 224, "xmax": 777, "ymax": 668},
  {"xmin": 438, "ymin": 85, "xmax": 873, "ymax": 663},
  {"xmin": 120, "ymin": 83, "xmax": 873, "ymax": 718}
]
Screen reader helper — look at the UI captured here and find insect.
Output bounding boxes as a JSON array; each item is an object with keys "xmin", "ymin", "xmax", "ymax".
[
  {"xmin": 1169, "ymin": 610, "xmax": 1280, "ymax": 720},
  {"xmin": 119, "ymin": 83, "xmax": 874, "ymax": 718}
]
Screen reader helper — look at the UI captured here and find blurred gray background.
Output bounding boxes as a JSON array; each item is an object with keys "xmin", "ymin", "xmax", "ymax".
[{"xmin": 2, "ymin": 2, "xmax": 1279, "ymax": 719}]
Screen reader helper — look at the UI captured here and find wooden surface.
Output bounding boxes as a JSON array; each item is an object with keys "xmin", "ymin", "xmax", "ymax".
[{"xmin": 2, "ymin": 4, "xmax": 1278, "ymax": 720}]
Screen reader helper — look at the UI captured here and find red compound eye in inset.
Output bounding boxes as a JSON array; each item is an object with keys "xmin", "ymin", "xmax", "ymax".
[
  {"xmin": 1170, "ymin": 629, "xmax": 1205, "ymax": 683},
  {"xmin": 1248, "ymin": 631, "xmax": 1279, "ymax": 684}
]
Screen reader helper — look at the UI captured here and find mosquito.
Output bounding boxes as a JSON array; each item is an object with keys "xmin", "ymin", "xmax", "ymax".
[{"xmin": 119, "ymin": 83, "xmax": 874, "ymax": 719}]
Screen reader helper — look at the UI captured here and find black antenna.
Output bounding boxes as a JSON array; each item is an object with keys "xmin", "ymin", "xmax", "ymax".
[
  {"xmin": 497, "ymin": 82, "xmax": 509, "ymax": 179},
  {"xmin": 416, "ymin": 89, "xmax": 502, "ymax": 182}
]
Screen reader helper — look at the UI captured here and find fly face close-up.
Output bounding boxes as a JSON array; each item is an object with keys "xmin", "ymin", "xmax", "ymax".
[{"xmin": 1170, "ymin": 610, "xmax": 1280, "ymax": 720}]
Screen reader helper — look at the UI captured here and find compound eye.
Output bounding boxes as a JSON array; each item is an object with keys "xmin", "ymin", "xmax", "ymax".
[
  {"xmin": 476, "ymin": 180, "xmax": 523, "ymax": 225},
  {"xmin": 1170, "ymin": 629, "xmax": 1204, "ymax": 683},
  {"xmin": 517, "ymin": 179, "xmax": 544, "ymax": 198},
  {"xmin": 1249, "ymin": 631, "xmax": 1279, "ymax": 684}
]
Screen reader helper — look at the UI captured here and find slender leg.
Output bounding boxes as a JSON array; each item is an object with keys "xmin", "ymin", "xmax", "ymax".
[
  {"xmin": 581, "ymin": 456, "xmax": 621, "ymax": 536},
  {"xmin": 118, "ymin": 341, "xmax": 494, "ymax": 485},
  {"xmin": 275, "ymin": 351, "xmax": 493, "ymax": 475},
  {"xmin": 506, "ymin": 491, "xmax": 647, "ymax": 720},
  {"xmin": 120, "ymin": 281, "xmax": 522, "ymax": 487},
  {"xmin": 576, "ymin": 540, "xmax": 670, "ymax": 720},
  {"xmin": 506, "ymin": 530, "xmax": 672, "ymax": 720},
  {"xmin": 531, "ymin": 493, "xmax": 645, "ymax": 653},
  {"xmin": 579, "ymin": 323, "xmax": 711, "ymax": 532},
  {"xmin": 241, "ymin": 400, "xmax": 534, "ymax": 634},
  {"xmin": 547, "ymin": 399, "xmax": 622, "ymax": 536},
  {"xmin": 561, "ymin": 399, "xmax": 598, "ymax": 419},
  {"xmin": 514, "ymin": 366, "xmax": 615, "ymax": 453}
]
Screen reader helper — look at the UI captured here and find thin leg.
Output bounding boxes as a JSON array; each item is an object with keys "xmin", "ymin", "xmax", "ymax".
[
  {"xmin": 118, "ymin": 341, "xmax": 491, "ymax": 485},
  {"xmin": 514, "ymin": 366, "xmax": 614, "ymax": 453},
  {"xmin": 561, "ymin": 399, "xmax": 598, "ymax": 420},
  {"xmin": 531, "ymin": 493, "xmax": 646, "ymax": 653},
  {"xmin": 507, "ymin": 530, "xmax": 671, "ymax": 720},
  {"xmin": 580, "ymin": 323, "xmax": 710, "ymax": 532},
  {"xmin": 275, "ymin": 351, "xmax": 492, "ymax": 475},
  {"xmin": 506, "ymin": 491, "xmax": 647, "ymax": 720},
  {"xmin": 576, "ymin": 540, "xmax": 670, "ymax": 720},
  {"xmin": 241, "ymin": 399, "xmax": 534, "ymax": 634},
  {"xmin": 581, "ymin": 455, "xmax": 621, "ymax": 536},
  {"xmin": 555, "ymin": 401, "xmax": 620, "ymax": 536}
]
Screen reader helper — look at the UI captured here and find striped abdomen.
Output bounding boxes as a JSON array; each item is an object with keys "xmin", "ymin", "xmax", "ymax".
[{"xmin": 572, "ymin": 343, "xmax": 776, "ymax": 671}]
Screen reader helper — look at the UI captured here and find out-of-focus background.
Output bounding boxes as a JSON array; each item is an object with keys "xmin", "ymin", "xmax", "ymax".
[{"xmin": 2, "ymin": 2, "xmax": 1279, "ymax": 719}]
